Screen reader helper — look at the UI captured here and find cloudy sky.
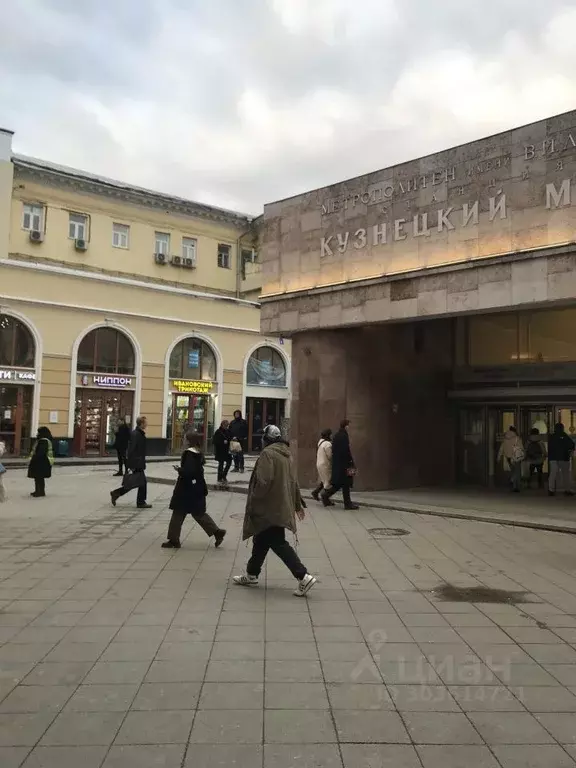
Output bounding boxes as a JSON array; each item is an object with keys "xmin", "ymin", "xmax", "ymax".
[{"xmin": 2, "ymin": 0, "xmax": 576, "ymax": 214}]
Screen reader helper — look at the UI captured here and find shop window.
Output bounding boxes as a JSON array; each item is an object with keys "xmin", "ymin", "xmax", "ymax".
[
  {"xmin": 468, "ymin": 314, "xmax": 519, "ymax": 366},
  {"xmin": 169, "ymin": 339, "xmax": 217, "ymax": 381},
  {"xmin": 77, "ymin": 328, "xmax": 135, "ymax": 375},
  {"xmin": 528, "ymin": 308, "xmax": 576, "ymax": 362},
  {"xmin": 0, "ymin": 315, "xmax": 35, "ymax": 368},
  {"xmin": 247, "ymin": 346, "xmax": 287, "ymax": 387}
]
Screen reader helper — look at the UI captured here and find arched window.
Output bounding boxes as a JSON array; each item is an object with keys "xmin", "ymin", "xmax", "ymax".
[
  {"xmin": 77, "ymin": 328, "xmax": 135, "ymax": 375},
  {"xmin": 247, "ymin": 346, "xmax": 286, "ymax": 387},
  {"xmin": 169, "ymin": 338, "xmax": 217, "ymax": 381},
  {"xmin": 0, "ymin": 314, "xmax": 35, "ymax": 368}
]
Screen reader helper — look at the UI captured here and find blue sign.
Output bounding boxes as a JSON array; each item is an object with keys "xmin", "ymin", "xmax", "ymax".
[{"xmin": 188, "ymin": 349, "xmax": 200, "ymax": 368}]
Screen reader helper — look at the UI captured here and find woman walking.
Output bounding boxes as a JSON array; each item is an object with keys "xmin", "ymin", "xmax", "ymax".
[
  {"xmin": 312, "ymin": 428, "xmax": 333, "ymax": 504},
  {"xmin": 28, "ymin": 427, "xmax": 54, "ymax": 497},
  {"xmin": 497, "ymin": 425, "xmax": 524, "ymax": 493},
  {"xmin": 162, "ymin": 431, "xmax": 226, "ymax": 550}
]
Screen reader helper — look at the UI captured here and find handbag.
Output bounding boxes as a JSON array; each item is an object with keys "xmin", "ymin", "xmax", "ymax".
[
  {"xmin": 122, "ymin": 471, "xmax": 146, "ymax": 490},
  {"xmin": 230, "ymin": 439, "xmax": 242, "ymax": 454}
]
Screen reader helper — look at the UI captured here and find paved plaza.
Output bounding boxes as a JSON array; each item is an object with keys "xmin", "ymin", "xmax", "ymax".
[{"xmin": 1, "ymin": 468, "xmax": 576, "ymax": 766}]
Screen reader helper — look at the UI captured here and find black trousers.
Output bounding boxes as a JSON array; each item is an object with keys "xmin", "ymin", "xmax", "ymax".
[
  {"xmin": 167, "ymin": 509, "xmax": 220, "ymax": 543},
  {"xmin": 528, "ymin": 462, "xmax": 544, "ymax": 488},
  {"xmin": 324, "ymin": 479, "xmax": 352, "ymax": 507},
  {"xmin": 34, "ymin": 478, "xmax": 46, "ymax": 496},
  {"xmin": 116, "ymin": 449, "xmax": 127, "ymax": 474},
  {"xmin": 246, "ymin": 526, "xmax": 307, "ymax": 580},
  {"xmin": 113, "ymin": 470, "xmax": 147, "ymax": 505},
  {"xmin": 217, "ymin": 456, "xmax": 232, "ymax": 481}
]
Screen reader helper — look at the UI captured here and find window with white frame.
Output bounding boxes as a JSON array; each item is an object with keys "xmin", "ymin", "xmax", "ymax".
[
  {"xmin": 68, "ymin": 212, "xmax": 88, "ymax": 240},
  {"xmin": 112, "ymin": 223, "xmax": 130, "ymax": 249},
  {"xmin": 217, "ymin": 243, "xmax": 231, "ymax": 269},
  {"xmin": 155, "ymin": 232, "xmax": 170, "ymax": 255},
  {"xmin": 182, "ymin": 237, "xmax": 197, "ymax": 265},
  {"xmin": 22, "ymin": 203, "xmax": 44, "ymax": 232}
]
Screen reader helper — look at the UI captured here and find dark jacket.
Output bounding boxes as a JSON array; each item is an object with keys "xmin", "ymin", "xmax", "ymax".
[
  {"xmin": 331, "ymin": 428, "xmax": 354, "ymax": 485},
  {"xmin": 548, "ymin": 431, "xmax": 575, "ymax": 462},
  {"xmin": 229, "ymin": 417, "xmax": 248, "ymax": 442},
  {"xmin": 242, "ymin": 440, "xmax": 302, "ymax": 541},
  {"xmin": 525, "ymin": 434, "xmax": 547, "ymax": 464},
  {"xmin": 213, "ymin": 427, "xmax": 232, "ymax": 461},
  {"xmin": 127, "ymin": 427, "xmax": 147, "ymax": 471},
  {"xmin": 28, "ymin": 438, "xmax": 53, "ymax": 479},
  {"xmin": 114, "ymin": 424, "xmax": 131, "ymax": 452},
  {"xmin": 169, "ymin": 448, "xmax": 208, "ymax": 516}
]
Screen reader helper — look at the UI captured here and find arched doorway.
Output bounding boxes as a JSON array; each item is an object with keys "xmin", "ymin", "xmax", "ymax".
[
  {"xmin": 73, "ymin": 326, "xmax": 137, "ymax": 456},
  {"xmin": 166, "ymin": 337, "xmax": 218, "ymax": 453},
  {"xmin": 0, "ymin": 313, "xmax": 37, "ymax": 455},
  {"xmin": 245, "ymin": 345, "xmax": 288, "ymax": 452}
]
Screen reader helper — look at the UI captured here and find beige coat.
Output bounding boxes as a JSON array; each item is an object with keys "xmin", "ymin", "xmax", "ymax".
[
  {"xmin": 242, "ymin": 441, "xmax": 302, "ymax": 541},
  {"xmin": 316, "ymin": 439, "xmax": 332, "ymax": 487},
  {"xmin": 498, "ymin": 430, "xmax": 524, "ymax": 462}
]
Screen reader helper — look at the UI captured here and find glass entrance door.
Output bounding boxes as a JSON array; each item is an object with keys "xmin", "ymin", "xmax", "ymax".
[
  {"xmin": 488, "ymin": 407, "xmax": 517, "ymax": 487},
  {"xmin": 457, "ymin": 407, "xmax": 486, "ymax": 485},
  {"xmin": 74, "ymin": 390, "xmax": 134, "ymax": 456},
  {"xmin": 169, "ymin": 394, "xmax": 213, "ymax": 454},
  {"xmin": 0, "ymin": 385, "xmax": 33, "ymax": 456},
  {"xmin": 246, "ymin": 398, "xmax": 286, "ymax": 452}
]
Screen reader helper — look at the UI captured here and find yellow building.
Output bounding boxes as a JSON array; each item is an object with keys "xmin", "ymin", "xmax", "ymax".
[{"xmin": 0, "ymin": 129, "xmax": 290, "ymax": 457}]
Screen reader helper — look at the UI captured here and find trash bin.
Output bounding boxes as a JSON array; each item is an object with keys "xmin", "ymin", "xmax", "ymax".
[{"xmin": 57, "ymin": 440, "xmax": 69, "ymax": 458}]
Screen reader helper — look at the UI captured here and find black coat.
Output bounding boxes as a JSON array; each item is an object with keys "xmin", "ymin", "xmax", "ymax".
[
  {"xmin": 114, "ymin": 424, "xmax": 131, "ymax": 452},
  {"xmin": 548, "ymin": 432, "xmax": 575, "ymax": 462},
  {"xmin": 213, "ymin": 427, "xmax": 232, "ymax": 461},
  {"xmin": 28, "ymin": 438, "xmax": 52, "ymax": 479},
  {"xmin": 169, "ymin": 449, "xmax": 208, "ymax": 515},
  {"xmin": 127, "ymin": 427, "xmax": 147, "ymax": 471},
  {"xmin": 229, "ymin": 417, "xmax": 248, "ymax": 442},
  {"xmin": 331, "ymin": 428, "xmax": 354, "ymax": 486}
]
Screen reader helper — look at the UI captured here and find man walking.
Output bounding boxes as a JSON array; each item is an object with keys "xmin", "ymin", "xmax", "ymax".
[
  {"xmin": 322, "ymin": 419, "xmax": 359, "ymax": 510},
  {"xmin": 548, "ymin": 422, "xmax": 575, "ymax": 497},
  {"xmin": 112, "ymin": 417, "xmax": 131, "ymax": 477},
  {"xmin": 229, "ymin": 410, "xmax": 248, "ymax": 472},
  {"xmin": 233, "ymin": 425, "xmax": 317, "ymax": 597},
  {"xmin": 111, "ymin": 416, "xmax": 152, "ymax": 509}
]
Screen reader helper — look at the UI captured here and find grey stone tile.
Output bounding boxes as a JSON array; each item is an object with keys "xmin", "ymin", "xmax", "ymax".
[
  {"xmin": 449, "ymin": 685, "xmax": 523, "ymax": 711},
  {"xmin": 215, "ymin": 625, "xmax": 264, "ymax": 642},
  {"xmin": 403, "ymin": 712, "xmax": 483, "ymax": 744},
  {"xmin": 409, "ymin": 628, "xmax": 463, "ymax": 644},
  {"xmin": 265, "ymin": 642, "xmax": 318, "ymax": 661},
  {"xmin": 391, "ymin": 684, "xmax": 460, "ymax": 711},
  {"xmin": 0, "ymin": 686, "xmax": 74, "ymax": 714},
  {"xmin": 0, "ymin": 747, "xmax": 29, "ymax": 768},
  {"xmin": 155, "ymin": 642, "xmax": 212, "ymax": 662},
  {"xmin": 264, "ymin": 744, "xmax": 343, "ymax": 768},
  {"xmin": 513, "ymin": 685, "xmax": 576, "ymax": 712},
  {"xmin": 322, "ymin": 660, "xmax": 382, "ymax": 684},
  {"xmin": 210, "ymin": 642, "xmax": 264, "ymax": 661},
  {"xmin": 265, "ymin": 660, "xmax": 323, "ymax": 683},
  {"xmin": 145, "ymin": 661, "xmax": 208, "ymax": 683},
  {"xmin": 311, "ymin": 614, "xmax": 358, "ymax": 627},
  {"xmin": 162, "ymin": 626, "xmax": 216, "ymax": 643},
  {"xmin": 40, "ymin": 711, "xmax": 123, "ymax": 746},
  {"xmin": 22, "ymin": 746, "xmax": 108, "ymax": 768},
  {"xmin": 100, "ymin": 642, "xmax": 160, "ymax": 662},
  {"xmin": 491, "ymin": 745, "xmax": 576, "ymax": 768},
  {"xmin": 183, "ymin": 744, "xmax": 262, "ymax": 768},
  {"xmin": 506, "ymin": 628, "xmax": 568, "ymax": 644},
  {"xmin": 219, "ymin": 612, "xmax": 266, "ymax": 627},
  {"xmin": 379, "ymin": 660, "xmax": 439, "ymax": 685},
  {"xmin": 469, "ymin": 712, "xmax": 555, "ymax": 744},
  {"xmin": 265, "ymin": 683, "xmax": 328, "ymax": 710},
  {"xmin": 44, "ymin": 643, "xmax": 107, "ymax": 663},
  {"xmin": 313, "ymin": 627, "xmax": 364, "ymax": 643},
  {"xmin": 115, "ymin": 710, "xmax": 194, "ymax": 745},
  {"xmin": 523, "ymin": 644, "xmax": 576, "ymax": 664},
  {"xmin": 190, "ymin": 709, "xmax": 263, "ymax": 744},
  {"xmin": 102, "ymin": 744, "xmax": 185, "ymax": 768},
  {"xmin": 498, "ymin": 664, "xmax": 561, "ymax": 686},
  {"xmin": 11, "ymin": 628, "xmax": 70, "ymax": 645},
  {"xmin": 327, "ymin": 683, "xmax": 393, "ymax": 711},
  {"xmin": 340, "ymin": 744, "xmax": 422, "ymax": 768},
  {"xmin": 0, "ymin": 713, "xmax": 57, "ymax": 746},
  {"xmin": 65, "ymin": 684, "xmax": 138, "ymax": 712},
  {"xmin": 85, "ymin": 662, "xmax": 149, "ymax": 685},
  {"xmin": 63, "ymin": 628, "xmax": 118, "ymax": 644},
  {"xmin": 333, "ymin": 710, "xmax": 410, "ymax": 744},
  {"xmin": 264, "ymin": 625, "xmax": 315, "ymax": 642},
  {"xmin": 265, "ymin": 613, "xmax": 311, "ymax": 628},
  {"xmin": 417, "ymin": 745, "xmax": 501, "ymax": 768},
  {"xmin": 199, "ymin": 683, "xmax": 263, "ymax": 710},
  {"xmin": 205, "ymin": 660, "xmax": 263, "ymax": 683},
  {"xmin": 535, "ymin": 713, "xmax": 576, "ymax": 744},
  {"xmin": 317, "ymin": 643, "xmax": 369, "ymax": 662},
  {"xmin": 264, "ymin": 709, "xmax": 336, "ymax": 743},
  {"xmin": 0, "ymin": 645, "xmax": 54, "ymax": 664},
  {"xmin": 131, "ymin": 683, "xmax": 201, "ymax": 711}
]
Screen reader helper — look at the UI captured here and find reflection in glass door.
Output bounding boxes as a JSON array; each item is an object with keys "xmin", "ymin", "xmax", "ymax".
[
  {"xmin": 457, "ymin": 408, "xmax": 486, "ymax": 485},
  {"xmin": 488, "ymin": 407, "xmax": 517, "ymax": 487}
]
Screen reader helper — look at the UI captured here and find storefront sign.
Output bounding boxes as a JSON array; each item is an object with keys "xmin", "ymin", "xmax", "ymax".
[
  {"xmin": 91, "ymin": 375, "xmax": 132, "ymax": 388},
  {"xmin": 0, "ymin": 368, "xmax": 35, "ymax": 383},
  {"xmin": 171, "ymin": 379, "xmax": 213, "ymax": 394}
]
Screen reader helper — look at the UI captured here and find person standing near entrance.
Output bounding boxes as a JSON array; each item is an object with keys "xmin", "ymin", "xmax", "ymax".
[
  {"xmin": 312, "ymin": 428, "xmax": 333, "ymax": 503},
  {"xmin": 28, "ymin": 427, "xmax": 54, "ymax": 498},
  {"xmin": 162, "ymin": 431, "xmax": 226, "ymax": 549},
  {"xmin": 110, "ymin": 416, "xmax": 152, "ymax": 509},
  {"xmin": 525, "ymin": 428, "xmax": 547, "ymax": 489},
  {"xmin": 213, "ymin": 420, "xmax": 232, "ymax": 485},
  {"xmin": 229, "ymin": 410, "xmax": 248, "ymax": 473},
  {"xmin": 322, "ymin": 419, "xmax": 359, "ymax": 510},
  {"xmin": 233, "ymin": 425, "xmax": 317, "ymax": 597},
  {"xmin": 497, "ymin": 426, "xmax": 524, "ymax": 492},
  {"xmin": 112, "ymin": 417, "xmax": 131, "ymax": 477},
  {"xmin": 548, "ymin": 422, "xmax": 575, "ymax": 497}
]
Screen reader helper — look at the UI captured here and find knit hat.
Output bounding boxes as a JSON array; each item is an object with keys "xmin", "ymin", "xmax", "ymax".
[{"xmin": 263, "ymin": 424, "xmax": 282, "ymax": 442}]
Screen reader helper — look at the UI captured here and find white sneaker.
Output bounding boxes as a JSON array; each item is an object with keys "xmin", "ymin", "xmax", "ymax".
[
  {"xmin": 294, "ymin": 574, "xmax": 317, "ymax": 597},
  {"xmin": 233, "ymin": 574, "xmax": 259, "ymax": 587}
]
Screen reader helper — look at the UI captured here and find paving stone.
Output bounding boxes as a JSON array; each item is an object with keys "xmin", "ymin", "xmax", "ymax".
[
  {"xmin": 264, "ymin": 744, "xmax": 343, "ymax": 768},
  {"xmin": 102, "ymin": 744, "xmax": 185, "ymax": 768},
  {"xmin": 115, "ymin": 710, "xmax": 194, "ymax": 745},
  {"xmin": 145, "ymin": 661, "xmax": 208, "ymax": 683},
  {"xmin": 416, "ymin": 745, "xmax": 501, "ymax": 768},
  {"xmin": 205, "ymin": 660, "xmax": 264, "ymax": 683},
  {"xmin": 65, "ymin": 684, "xmax": 138, "ymax": 712},
  {"xmin": 512, "ymin": 685, "xmax": 576, "ymax": 712},
  {"xmin": 0, "ymin": 713, "xmax": 56, "ymax": 746},
  {"xmin": 215, "ymin": 625, "xmax": 265, "ymax": 642},
  {"xmin": 391, "ymin": 684, "xmax": 460, "ymax": 711},
  {"xmin": 0, "ymin": 686, "xmax": 74, "ymax": 714},
  {"xmin": 313, "ymin": 627, "xmax": 364, "ymax": 643},
  {"xmin": 265, "ymin": 660, "xmax": 323, "ymax": 683},
  {"xmin": 402, "ymin": 711, "xmax": 483, "ymax": 744},
  {"xmin": 21, "ymin": 663, "xmax": 92, "ymax": 687},
  {"xmin": 333, "ymin": 710, "xmax": 410, "ymax": 744},
  {"xmin": 469, "ymin": 711, "xmax": 556, "ymax": 744},
  {"xmin": 199, "ymin": 683, "xmax": 263, "ymax": 710},
  {"xmin": 264, "ymin": 709, "xmax": 336, "ymax": 743},
  {"xmin": 190, "ymin": 709, "xmax": 263, "ymax": 744},
  {"xmin": 40, "ymin": 711, "xmax": 123, "ymax": 746},
  {"xmin": 449, "ymin": 685, "xmax": 523, "ymax": 711},
  {"xmin": 491, "ymin": 745, "xmax": 576, "ymax": 768},
  {"xmin": 84, "ymin": 662, "xmax": 149, "ymax": 685},
  {"xmin": 265, "ymin": 683, "xmax": 329, "ymax": 710},
  {"xmin": 131, "ymin": 683, "xmax": 201, "ymax": 711},
  {"xmin": 183, "ymin": 744, "xmax": 262, "ymax": 768},
  {"xmin": 265, "ymin": 642, "xmax": 319, "ymax": 661},
  {"xmin": 340, "ymin": 744, "xmax": 422, "ymax": 768},
  {"xmin": 535, "ymin": 713, "xmax": 576, "ymax": 744},
  {"xmin": 22, "ymin": 746, "xmax": 108, "ymax": 768}
]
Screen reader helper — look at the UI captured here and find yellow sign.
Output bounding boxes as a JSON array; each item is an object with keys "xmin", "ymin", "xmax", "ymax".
[{"xmin": 171, "ymin": 379, "xmax": 213, "ymax": 394}]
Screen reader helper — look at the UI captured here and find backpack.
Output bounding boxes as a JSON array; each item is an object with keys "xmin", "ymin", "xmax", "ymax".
[{"xmin": 526, "ymin": 440, "xmax": 543, "ymax": 462}]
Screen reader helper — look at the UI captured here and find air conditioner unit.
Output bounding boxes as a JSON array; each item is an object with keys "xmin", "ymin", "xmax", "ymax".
[
  {"xmin": 154, "ymin": 252, "xmax": 167, "ymax": 264},
  {"xmin": 75, "ymin": 238, "xmax": 88, "ymax": 252},
  {"xmin": 171, "ymin": 255, "xmax": 182, "ymax": 266},
  {"xmin": 29, "ymin": 230, "xmax": 44, "ymax": 243},
  {"xmin": 182, "ymin": 257, "xmax": 196, "ymax": 269}
]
